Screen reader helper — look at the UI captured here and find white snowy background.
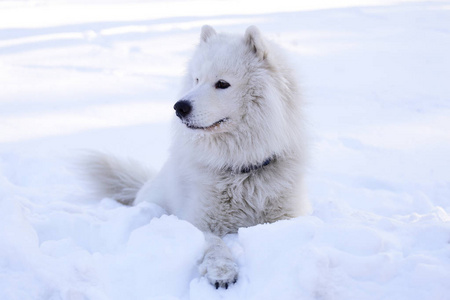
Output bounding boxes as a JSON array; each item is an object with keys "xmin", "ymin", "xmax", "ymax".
[{"xmin": 1, "ymin": 0, "xmax": 450, "ymax": 299}]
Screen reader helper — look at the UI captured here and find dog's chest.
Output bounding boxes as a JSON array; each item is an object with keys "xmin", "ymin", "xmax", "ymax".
[{"xmin": 196, "ymin": 170, "xmax": 292, "ymax": 235}]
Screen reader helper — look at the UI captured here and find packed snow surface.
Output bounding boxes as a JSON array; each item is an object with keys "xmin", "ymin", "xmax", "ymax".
[{"xmin": 1, "ymin": 1, "xmax": 450, "ymax": 299}]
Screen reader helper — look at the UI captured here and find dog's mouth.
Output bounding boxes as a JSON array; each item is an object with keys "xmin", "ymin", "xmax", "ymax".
[{"xmin": 184, "ymin": 118, "xmax": 229, "ymax": 131}]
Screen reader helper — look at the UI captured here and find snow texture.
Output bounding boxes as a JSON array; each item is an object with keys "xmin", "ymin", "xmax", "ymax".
[{"xmin": 1, "ymin": 0, "xmax": 450, "ymax": 299}]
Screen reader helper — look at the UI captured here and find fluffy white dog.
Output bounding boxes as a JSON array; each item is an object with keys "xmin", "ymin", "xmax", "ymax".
[{"xmin": 82, "ymin": 25, "xmax": 309, "ymax": 289}]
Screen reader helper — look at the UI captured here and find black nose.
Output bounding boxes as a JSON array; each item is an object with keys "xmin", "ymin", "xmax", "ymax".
[{"xmin": 173, "ymin": 100, "xmax": 192, "ymax": 119}]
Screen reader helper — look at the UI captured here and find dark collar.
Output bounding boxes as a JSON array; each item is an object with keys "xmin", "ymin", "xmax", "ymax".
[
  {"xmin": 227, "ymin": 156, "xmax": 275, "ymax": 174},
  {"xmin": 240, "ymin": 157, "xmax": 273, "ymax": 173}
]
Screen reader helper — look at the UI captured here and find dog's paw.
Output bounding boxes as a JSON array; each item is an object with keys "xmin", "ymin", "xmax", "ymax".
[{"xmin": 199, "ymin": 256, "xmax": 238, "ymax": 289}]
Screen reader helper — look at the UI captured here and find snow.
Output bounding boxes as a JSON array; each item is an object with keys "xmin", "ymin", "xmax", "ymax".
[{"xmin": 1, "ymin": 0, "xmax": 450, "ymax": 299}]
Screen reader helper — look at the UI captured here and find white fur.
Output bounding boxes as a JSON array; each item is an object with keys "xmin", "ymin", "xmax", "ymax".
[{"xmin": 82, "ymin": 25, "xmax": 309, "ymax": 288}]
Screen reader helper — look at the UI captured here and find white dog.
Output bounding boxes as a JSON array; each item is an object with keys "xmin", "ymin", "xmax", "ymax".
[{"xmin": 82, "ymin": 25, "xmax": 309, "ymax": 289}]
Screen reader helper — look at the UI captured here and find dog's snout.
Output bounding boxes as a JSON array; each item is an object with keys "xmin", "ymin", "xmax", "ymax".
[{"xmin": 174, "ymin": 100, "xmax": 192, "ymax": 119}]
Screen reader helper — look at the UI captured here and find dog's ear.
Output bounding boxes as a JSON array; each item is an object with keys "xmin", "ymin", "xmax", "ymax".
[
  {"xmin": 245, "ymin": 26, "xmax": 267, "ymax": 60},
  {"xmin": 201, "ymin": 25, "xmax": 217, "ymax": 43}
]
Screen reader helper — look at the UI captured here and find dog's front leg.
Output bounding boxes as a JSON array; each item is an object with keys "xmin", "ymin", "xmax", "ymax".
[{"xmin": 199, "ymin": 232, "xmax": 238, "ymax": 289}]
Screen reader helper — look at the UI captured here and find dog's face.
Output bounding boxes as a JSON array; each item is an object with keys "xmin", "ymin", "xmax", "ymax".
[
  {"xmin": 173, "ymin": 63, "xmax": 240, "ymax": 132},
  {"xmin": 173, "ymin": 25, "xmax": 268, "ymax": 134}
]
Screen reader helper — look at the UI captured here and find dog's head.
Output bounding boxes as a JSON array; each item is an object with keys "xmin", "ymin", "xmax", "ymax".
[
  {"xmin": 173, "ymin": 25, "xmax": 273, "ymax": 133},
  {"xmin": 173, "ymin": 25, "xmax": 302, "ymax": 169}
]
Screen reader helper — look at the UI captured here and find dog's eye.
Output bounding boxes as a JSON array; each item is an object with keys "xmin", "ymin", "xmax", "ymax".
[{"xmin": 215, "ymin": 80, "xmax": 230, "ymax": 89}]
